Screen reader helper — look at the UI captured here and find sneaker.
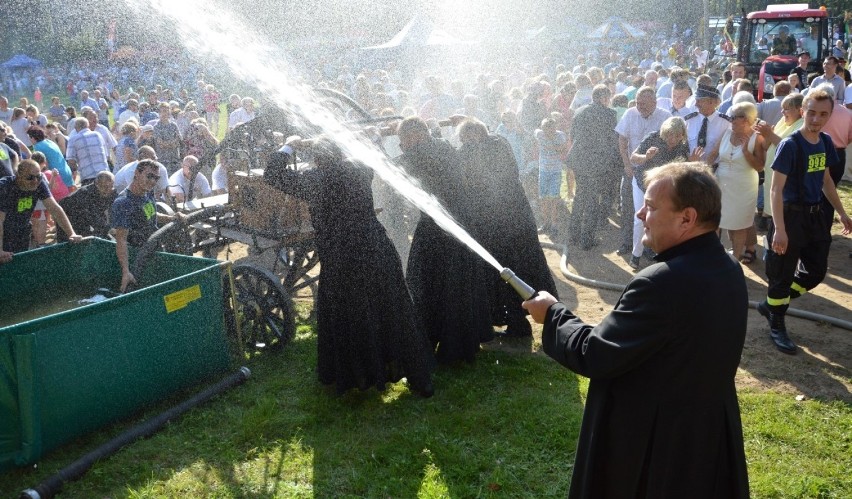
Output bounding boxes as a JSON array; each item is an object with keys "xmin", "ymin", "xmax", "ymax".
[
  {"xmin": 629, "ymin": 255, "xmax": 641, "ymax": 270},
  {"xmin": 616, "ymin": 244, "xmax": 631, "ymax": 256}
]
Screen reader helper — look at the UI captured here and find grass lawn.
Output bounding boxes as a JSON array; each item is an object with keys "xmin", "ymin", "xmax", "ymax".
[{"xmin": 1, "ymin": 309, "xmax": 850, "ymax": 498}]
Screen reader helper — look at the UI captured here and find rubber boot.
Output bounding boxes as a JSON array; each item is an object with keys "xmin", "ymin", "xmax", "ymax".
[{"xmin": 757, "ymin": 300, "xmax": 796, "ymax": 354}]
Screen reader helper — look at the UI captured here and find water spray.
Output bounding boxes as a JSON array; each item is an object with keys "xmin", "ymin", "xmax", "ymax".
[{"xmin": 499, "ymin": 268, "xmax": 538, "ymax": 301}]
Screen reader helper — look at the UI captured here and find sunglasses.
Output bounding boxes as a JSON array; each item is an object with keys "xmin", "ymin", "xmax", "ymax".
[
  {"xmin": 24, "ymin": 173, "xmax": 41, "ymax": 181},
  {"xmin": 146, "ymin": 173, "xmax": 161, "ymax": 181}
]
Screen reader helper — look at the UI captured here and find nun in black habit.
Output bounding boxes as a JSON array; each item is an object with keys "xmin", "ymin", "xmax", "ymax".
[
  {"xmin": 396, "ymin": 117, "xmax": 494, "ymax": 364},
  {"xmin": 264, "ymin": 138, "xmax": 435, "ymax": 396},
  {"xmin": 456, "ymin": 119, "xmax": 558, "ymax": 336}
]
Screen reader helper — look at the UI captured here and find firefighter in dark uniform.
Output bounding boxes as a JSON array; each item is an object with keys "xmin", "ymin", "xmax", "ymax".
[{"xmin": 758, "ymin": 89, "xmax": 852, "ymax": 354}]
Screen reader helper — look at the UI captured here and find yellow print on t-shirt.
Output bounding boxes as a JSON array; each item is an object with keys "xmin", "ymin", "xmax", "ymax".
[
  {"xmin": 142, "ymin": 201, "xmax": 155, "ymax": 220},
  {"xmin": 17, "ymin": 197, "xmax": 33, "ymax": 212},
  {"xmin": 807, "ymin": 153, "xmax": 826, "ymax": 173}
]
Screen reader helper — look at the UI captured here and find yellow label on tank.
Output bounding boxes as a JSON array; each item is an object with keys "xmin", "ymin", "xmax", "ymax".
[{"xmin": 163, "ymin": 284, "xmax": 202, "ymax": 313}]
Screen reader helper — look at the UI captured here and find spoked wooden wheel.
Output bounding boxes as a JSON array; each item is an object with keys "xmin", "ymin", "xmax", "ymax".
[
  {"xmin": 227, "ymin": 263, "xmax": 295, "ymax": 352},
  {"xmin": 274, "ymin": 241, "xmax": 319, "ymax": 291}
]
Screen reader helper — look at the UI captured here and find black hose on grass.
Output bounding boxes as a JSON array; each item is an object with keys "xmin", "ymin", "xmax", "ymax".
[{"xmin": 20, "ymin": 367, "xmax": 251, "ymax": 499}]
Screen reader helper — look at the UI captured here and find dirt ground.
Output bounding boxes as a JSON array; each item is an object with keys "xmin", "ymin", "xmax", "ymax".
[{"xmin": 216, "ymin": 216, "xmax": 852, "ymax": 403}]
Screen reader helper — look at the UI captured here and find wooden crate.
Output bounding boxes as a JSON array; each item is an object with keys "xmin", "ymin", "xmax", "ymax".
[{"xmin": 229, "ymin": 169, "xmax": 311, "ymax": 236}]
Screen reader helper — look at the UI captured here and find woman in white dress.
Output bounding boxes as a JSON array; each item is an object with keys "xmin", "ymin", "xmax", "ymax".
[{"xmin": 708, "ymin": 102, "xmax": 765, "ymax": 263}]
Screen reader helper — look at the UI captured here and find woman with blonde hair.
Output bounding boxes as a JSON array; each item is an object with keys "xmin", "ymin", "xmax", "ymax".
[
  {"xmin": 707, "ymin": 102, "xmax": 766, "ymax": 263},
  {"xmin": 627, "ymin": 116, "xmax": 693, "ymax": 269}
]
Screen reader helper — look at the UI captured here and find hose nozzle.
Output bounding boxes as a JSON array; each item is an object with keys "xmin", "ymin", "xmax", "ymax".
[{"xmin": 499, "ymin": 268, "xmax": 537, "ymax": 300}]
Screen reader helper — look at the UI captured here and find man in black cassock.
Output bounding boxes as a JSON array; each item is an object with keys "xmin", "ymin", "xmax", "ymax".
[
  {"xmin": 523, "ymin": 162, "xmax": 749, "ymax": 498},
  {"xmin": 396, "ymin": 117, "xmax": 493, "ymax": 364},
  {"xmin": 456, "ymin": 118, "xmax": 558, "ymax": 337},
  {"xmin": 567, "ymin": 84, "xmax": 620, "ymax": 249}
]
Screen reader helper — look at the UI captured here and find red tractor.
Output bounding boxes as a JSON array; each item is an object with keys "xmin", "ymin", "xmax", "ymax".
[{"xmin": 736, "ymin": 4, "xmax": 838, "ymax": 101}]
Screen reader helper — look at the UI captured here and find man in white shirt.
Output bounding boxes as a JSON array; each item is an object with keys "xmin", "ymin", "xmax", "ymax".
[
  {"xmin": 721, "ymin": 62, "xmax": 746, "ymax": 101},
  {"xmin": 113, "ymin": 146, "xmax": 169, "ymax": 199},
  {"xmin": 83, "ymin": 108, "xmax": 118, "ymax": 167},
  {"xmin": 168, "ymin": 155, "xmax": 212, "ymax": 203},
  {"xmin": 227, "ymin": 97, "xmax": 256, "ymax": 129},
  {"xmin": 615, "ymin": 86, "xmax": 671, "ymax": 255},
  {"xmin": 658, "ymin": 80, "xmax": 695, "ymax": 118},
  {"xmin": 117, "ymin": 99, "xmax": 140, "ymax": 127},
  {"xmin": 684, "ymin": 85, "xmax": 731, "ymax": 164}
]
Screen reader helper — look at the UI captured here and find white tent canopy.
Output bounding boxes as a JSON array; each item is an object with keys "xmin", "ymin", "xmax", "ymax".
[{"xmin": 361, "ymin": 15, "xmax": 477, "ymax": 51}]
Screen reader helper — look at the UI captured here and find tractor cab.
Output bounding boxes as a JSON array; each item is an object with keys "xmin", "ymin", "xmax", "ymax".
[{"xmin": 738, "ymin": 4, "xmax": 831, "ymax": 100}]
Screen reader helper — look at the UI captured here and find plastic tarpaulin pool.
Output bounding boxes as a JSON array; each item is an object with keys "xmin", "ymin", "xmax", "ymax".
[{"xmin": 0, "ymin": 238, "xmax": 229, "ymax": 470}]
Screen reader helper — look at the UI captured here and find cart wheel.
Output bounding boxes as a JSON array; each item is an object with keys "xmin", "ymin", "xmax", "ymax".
[
  {"xmin": 228, "ymin": 263, "xmax": 295, "ymax": 352},
  {"xmin": 275, "ymin": 241, "xmax": 319, "ymax": 290}
]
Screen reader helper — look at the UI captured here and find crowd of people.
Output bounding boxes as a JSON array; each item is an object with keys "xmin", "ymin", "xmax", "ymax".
[
  {"xmin": 0, "ymin": 31, "xmax": 850, "ymax": 366},
  {"xmin": 2, "ymin": 16, "xmax": 852, "ymax": 499}
]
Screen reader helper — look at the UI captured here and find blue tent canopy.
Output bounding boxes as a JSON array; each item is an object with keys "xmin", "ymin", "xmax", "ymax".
[{"xmin": 1, "ymin": 54, "xmax": 43, "ymax": 70}]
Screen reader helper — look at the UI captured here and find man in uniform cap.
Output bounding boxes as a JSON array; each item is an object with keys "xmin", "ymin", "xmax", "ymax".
[{"xmin": 684, "ymin": 85, "xmax": 731, "ymax": 165}]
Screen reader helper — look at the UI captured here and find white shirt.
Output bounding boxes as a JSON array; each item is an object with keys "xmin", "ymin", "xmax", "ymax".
[
  {"xmin": 117, "ymin": 109, "xmax": 139, "ymax": 127},
  {"xmin": 228, "ymin": 107, "xmax": 255, "ymax": 129},
  {"xmin": 168, "ymin": 170, "xmax": 212, "ymax": 200},
  {"xmin": 685, "ymin": 111, "xmax": 731, "ymax": 162},
  {"xmin": 615, "ymin": 107, "xmax": 672, "ymax": 166},
  {"xmin": 113, "ymin": 160, "xmax": 169, "ymax": 195},
  {"xmin": 211, "ymin": 163, "xmax": 228, "ymax": 192},
  {"xmin": 91, "ymin": 123, "xmax": 117, "ymax": 160},
  {"xmin": 721, "ymin": 81, "xmax": 736, "ymax": 101},
  {"xmin": 657, "ymin": 99, "xmax": 696, "ymax": 118}
]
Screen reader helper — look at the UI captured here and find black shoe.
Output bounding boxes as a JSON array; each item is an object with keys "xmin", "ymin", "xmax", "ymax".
[
  {"xmin": 757, "ymin": 301, "xmax": 796, "ymax": 354},
  {"xmin": 756, "ymin": 300, "xmax": 772, "ymax": 328},
  {"xmin": 629, "ymin": 255, "xmax": 641, "ymax": 270},
  {"xmin": 616, "ymin": 244, "xmax": 631, "ymax": 256},
  {"xmin": 770, "ymin": 329, "xmax": 797, "ymax": 355}
]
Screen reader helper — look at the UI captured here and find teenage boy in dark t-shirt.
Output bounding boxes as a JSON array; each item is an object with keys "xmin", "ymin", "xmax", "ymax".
[
  {"xmin": 110, "ymin": 159, "xmax": 185, "ymax": 292},
  {"xmin": 759, "ymin": 90, "xmax": 852, "ymax": 354}
]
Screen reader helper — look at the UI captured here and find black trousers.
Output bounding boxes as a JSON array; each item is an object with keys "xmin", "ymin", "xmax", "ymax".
[
  {"xmin": 764, "ymin": 206, "xmax": 831, "ymax": 309},
  {"xmin": 570, "ymin": 174, "xmax": 606, "ymax": 246}
]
